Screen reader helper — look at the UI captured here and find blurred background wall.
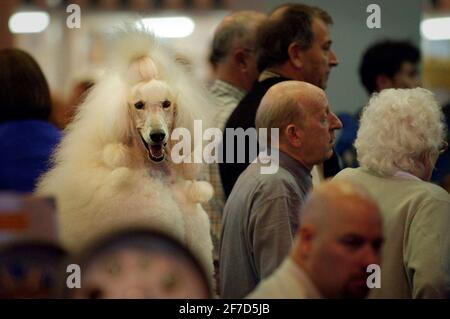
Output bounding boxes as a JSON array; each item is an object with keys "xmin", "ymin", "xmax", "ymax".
[
  {"xmin": 1, "ymin": 0, "xmax": 450, "ymax": 114},
  {"xmin": 267, "ymin": 0, "xmax": 422, "ymax": 113}
]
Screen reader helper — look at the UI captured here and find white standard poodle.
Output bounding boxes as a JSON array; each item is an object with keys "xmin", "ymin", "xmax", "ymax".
[{"xmin": 36, "ymin": 29, "xmax": 215, "ymax": 278}]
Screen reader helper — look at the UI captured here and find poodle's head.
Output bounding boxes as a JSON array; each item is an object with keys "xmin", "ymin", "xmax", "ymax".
[
  {"xmin": 128, "ymin": 79, "xmax": 176, "ymax": 163},
  {"xmin": 74, "ymin": 29, "xmax": 213, "ymax": 177}
]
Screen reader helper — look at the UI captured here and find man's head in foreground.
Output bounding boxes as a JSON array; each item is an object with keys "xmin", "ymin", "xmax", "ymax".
[{"xmin": 292, "ymin": 180, "xmax": 383, "ymax": 298}]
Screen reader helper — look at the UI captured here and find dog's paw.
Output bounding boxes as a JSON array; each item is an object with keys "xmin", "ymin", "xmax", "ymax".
[
  {"xmin": 187, "ymin": 181, "xmax": 214, "ymax": 203},
  {"xmin": 102, "ymin": 143, "xmax": 129, "ymax": 168}
]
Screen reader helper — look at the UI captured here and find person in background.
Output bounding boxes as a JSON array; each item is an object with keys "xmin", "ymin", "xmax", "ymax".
[
  {"xmin": 219, "ymin": 81, "xmax": 342, "ymax": 298},
  {"xmin": 50, "ymin": 71, "xmax": 99, "ymax": 130},
  {"xmin": 335, "ymin": 40, "xmax": 420, "ymax": 168},
  {"xmin": 432, "ymin": 102, "xmax": 450, "ymax": 192},
  {"xmin": 248, "ymin": 180, "xmax": 383, "ymax": 299},
  {"xmin": 334, "ymin": 88, "xmax": 450, "ymax": 298},
  {"xmin": 0, "ymin": 48, "xmax": 61, "ymax": 193},
  {"xmin": 205, "ymin": 10, "xmax": 266, "ymax": 270}
]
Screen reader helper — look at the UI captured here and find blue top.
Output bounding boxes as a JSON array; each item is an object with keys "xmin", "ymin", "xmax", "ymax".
[
  {"xmin": 0, "ymin": 120, "xmax": 61, "ymax": 193},
  {"xmin": 432, "ymin": 112, "xmax": 450, "ymax": 184},
  {"xmin": 335, "ymin": 112, "xmax": 359, "ymax": 168}
]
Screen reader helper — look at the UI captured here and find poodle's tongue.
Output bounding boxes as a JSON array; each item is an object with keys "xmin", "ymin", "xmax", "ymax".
[{"xmin": 149, "ymin": 144, "xmax": 164, "ymax": 161}]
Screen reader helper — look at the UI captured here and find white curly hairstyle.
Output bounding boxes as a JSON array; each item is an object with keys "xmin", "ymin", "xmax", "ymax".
[{"xmin": 355, "ymin": 88, "xmax": 446, "ymax": 176}]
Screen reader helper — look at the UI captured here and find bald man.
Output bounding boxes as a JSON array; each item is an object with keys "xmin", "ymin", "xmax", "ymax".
[
  {"xmin": 247, "ymin": 180, "xmax": 383, "ymax": 299},
  {"xmin": 219, "ymin": 81, "xmax": 342, "ymax": 298}
]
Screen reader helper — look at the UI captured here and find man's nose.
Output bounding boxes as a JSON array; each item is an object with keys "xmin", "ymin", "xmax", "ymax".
[
  {"xmin": 329, "ymin": 49, "xmax": 339, "ymax": 67},
  {"xmin": 330, "ymin": 112, "xmax": 343, "ymax": 130}
]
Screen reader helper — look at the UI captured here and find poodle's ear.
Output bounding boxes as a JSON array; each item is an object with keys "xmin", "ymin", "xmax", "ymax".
[{"xmin": 75, "ymin": 74, "xmax": 132, "ymax": 144}]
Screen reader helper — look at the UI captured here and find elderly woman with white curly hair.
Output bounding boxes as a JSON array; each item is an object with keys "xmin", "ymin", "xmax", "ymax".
[{"xmin": 334, "ymin": 87, "xmax": 450, "ymax": 299}]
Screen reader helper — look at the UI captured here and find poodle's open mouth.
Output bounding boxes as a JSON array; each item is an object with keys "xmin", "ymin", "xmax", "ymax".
[{"xmin": 140, "ymin": 135, "xmax": 165, "ymax": 163}]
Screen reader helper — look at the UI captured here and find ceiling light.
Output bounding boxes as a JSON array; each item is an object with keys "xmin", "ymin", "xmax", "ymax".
[
  {"xmin": 136, "ymin": 17, "xmax": 195, "ymax": 38},
  {"xmin": 9, "ymin": 11, "xmax": 50, "ymax": 34},
  {"xmin": 421, "ymin": 17, "xmax": 450, "ymax": 40}
]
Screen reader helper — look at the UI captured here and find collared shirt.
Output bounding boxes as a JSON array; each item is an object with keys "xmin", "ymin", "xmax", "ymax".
[
  {"xmin": 210, "ymin": 79, "xmax": 246, "ymax": 130},
  {"xmin": 205, "ymin": 79, "xmax": 246, "ymax": 256},
  {"xmin": 219, "ymin": 151, "xmax": 312, "ymax": 298},
  {"xmin": 258, "ymin": 70, "xmax": 282, "ymax": 81},
  {"xmin": 247, "ymin": 258, "xmax": 322, "ymax": 299}
]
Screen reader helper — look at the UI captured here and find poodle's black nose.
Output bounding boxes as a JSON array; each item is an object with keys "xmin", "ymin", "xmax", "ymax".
[{"xmin": 150, "ymin": 131, "xmax": 166, "ymax": 143}]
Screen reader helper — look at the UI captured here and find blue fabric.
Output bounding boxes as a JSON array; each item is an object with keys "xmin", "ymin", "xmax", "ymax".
[
  {"xmin": 433, "ymin": 150, "xmax": 450, "ymax": 183},
  {"xmin": 0, "ymin": 120, "xmax": 61, "ymax": 193},
  {"xmin": 432, "ymin": 113, "xmax": 450, "ymax": 184},
  {"xmin": 335, "ymin": 112, "xmax": 359, "ymax": 168}
]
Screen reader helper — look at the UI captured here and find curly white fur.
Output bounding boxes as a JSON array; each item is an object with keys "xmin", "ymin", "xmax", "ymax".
[{"xmin": 36, "ymin": 29, "xmax": 215, "ymax": 280}]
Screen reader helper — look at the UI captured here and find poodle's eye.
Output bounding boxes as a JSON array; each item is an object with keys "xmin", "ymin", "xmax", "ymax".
[
  {"xmin": 162, "ymin": 100, "xmax": 171, "ymax": 109},
  {"xmin": 134, "ymin": 101, "xmax": 145, "ymax": 110}
]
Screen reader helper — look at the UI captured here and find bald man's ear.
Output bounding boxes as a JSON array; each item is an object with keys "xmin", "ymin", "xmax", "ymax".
[
  {"xmin": 234, "ymin": 48, "xmax": 250, "ymax": 72},
  {"xmin": 284, "ymin": 124, "xmax": 302, "ymax": 147},
  {"xmin": 288, "ymin": 42, "xmax": 304, "ymax": 69}
]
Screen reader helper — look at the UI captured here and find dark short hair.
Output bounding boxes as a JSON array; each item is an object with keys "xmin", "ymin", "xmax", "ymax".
[
  {"xmin": 359, "ymin": 40, "xmax": 420, "ymax": 94},
  {"xmin": 256, "ymin": 3, "xmax": 333, "ymax": 72},
  {"xmin": 0, "ymin": 48, "xmax": 52, "ymax": 123}
]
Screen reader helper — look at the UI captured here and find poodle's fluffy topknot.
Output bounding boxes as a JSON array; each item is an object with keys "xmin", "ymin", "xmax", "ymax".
[{"xmin": 109, "ymin": 27, "xmax": 160, "ymax": 85}]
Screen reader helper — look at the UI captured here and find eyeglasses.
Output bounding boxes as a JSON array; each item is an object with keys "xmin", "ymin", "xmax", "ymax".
[{"xmin": 439, "ymin": 141, "xmax": 448, "ymax": 155}]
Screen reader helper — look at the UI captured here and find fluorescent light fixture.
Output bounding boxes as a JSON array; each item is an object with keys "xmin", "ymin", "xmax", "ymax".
[
  {"xmin": 9, "ymin": 11, "xmax": 50, "ymax": 34},
  {"xmin": 421, "ymin": 17, "xmax": 450, "ymax": 40},
  {"xmin": 137, "ymin": 17, "xmax": 195, "ymax": 38}
]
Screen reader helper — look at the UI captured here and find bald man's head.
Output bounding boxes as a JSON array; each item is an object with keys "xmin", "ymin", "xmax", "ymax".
[
  {"xmin": 256, "ymin": 81, "xmax": 326, "ymax": 135},
  {"xmin": 293, "ymin": 180, "xmax": 383, "ymax": 299},
  {"xmin": 255, "ymin": 81, "xmax": 342, "ymax": 169},
  {"xmin": 299, "ymin": 180, "xmax": 380, "ymax": 230}
]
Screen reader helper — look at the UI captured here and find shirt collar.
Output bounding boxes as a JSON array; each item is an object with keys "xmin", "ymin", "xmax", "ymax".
[
  {"xmin": 278, "ymin": 150, "xmax": 312, "ymax": 179},
  {"xmin": 258, "ymin": 70, "xmax": 283, "ymax": 82},
  {"xmin": 212, "ymin": 79, "xmax": 246, "ymax": 100},
  {"xmin": 393, "ymin": 170, "xmax": 422, "ymax": 181},
  {"xmin": 284, "ymin": 258, "xmax": 322, "ymax": 299},
  {"xmin": 362, "ymin": 167, "xmax": 422, "ymax": 182}
]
